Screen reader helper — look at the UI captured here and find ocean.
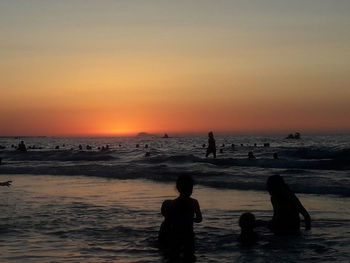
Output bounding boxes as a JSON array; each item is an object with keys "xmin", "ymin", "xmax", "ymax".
[{"xmin": 0, "ymin": 134, "xmax": 349, "ymax": 262}]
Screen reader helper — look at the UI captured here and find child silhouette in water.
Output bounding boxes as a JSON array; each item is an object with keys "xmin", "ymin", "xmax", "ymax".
[
  {"xmin": 267, "ymin": 175, "xmax": 311, "ymax": 235},
  {"xmin": 206, "ymin": 131, "xmax": 216, "ymax": 158},
  {"xmin": 159, "ymin": 175, "xmax": 202, "ymax": 261},
  {"xmin": 238, "ymin": 212, "xmax": 258, "ymax": 247}
]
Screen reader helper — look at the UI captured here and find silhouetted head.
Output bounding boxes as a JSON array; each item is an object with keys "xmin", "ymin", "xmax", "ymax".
[
  {"xmin": 239, "ymin": 212, "xmax": 256, "ymax": 230},
  {"xmin": 248, "ymin": 151, "xmax": 255, "ymax": 159},
  {"xmin": 176, "ymin": 175, "xmax": 194, "ymax": 197},
  {"xmin": 267, "ymin": 175, "xmax": 289, "ymax": 196},
  {"xmin": 208, "ymin": 131, "xmax": 214, "ymax": 138}
]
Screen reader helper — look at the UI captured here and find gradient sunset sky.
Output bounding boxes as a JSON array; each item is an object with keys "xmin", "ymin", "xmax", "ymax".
[{"xmin": 1, "ymin": 0, "xmax": 349, "ymax": 136}]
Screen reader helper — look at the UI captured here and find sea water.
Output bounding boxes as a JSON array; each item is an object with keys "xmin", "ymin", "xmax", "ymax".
[{"xmin": 0, "ymin": 134, "xmax": 349, "ymax": 262}]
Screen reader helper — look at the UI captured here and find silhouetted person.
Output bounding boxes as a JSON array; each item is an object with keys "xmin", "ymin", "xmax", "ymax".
[
  {"xmin": 55, "ymin": 145, "xmax": 60, "ymax": 149},
  {"xmin": 159, "ymin": 175, "xmax": 202, "ymax": 261},
  {"xmin": 159, "ymin": 199, "xmax": 174, "ymax": 249},
  {"xmin": 206, "ymin": 132, "xmax": 216, "ymax": 158},
  {"xmin": 267, "ymin": 175, "xmax": 311, "ymax": 235},
  {"xmin": 239, "ymin": 212, "xmax": 258, "ymax": 247},
  {"xmin": 0, "ymin": 157, "xmax": 2, "ymax": 165},
  {"xmin": 78, "ymin": 144, "xmax": 83, "ymax": 150},
  {"xmin": 248, "ymin": 151, "xmax": 256, "ymax": 159},
  {"xmin": 17, "ymin": 141, "xmax": 27, "ymax": 152},
  {"xmin": 273, "ymin": 153, "xmax": 279, "ymax": 160},
  {"xmin": 219, "ymin": 149, "xmax": 223, "ymax": 153},
  {"xmin": 0, "ymin": 181, "xmax": 12, "ymax": 187},
  {"xmin": 145, "ymin": 144, "xmax": 149, "ymax": 149},
  {"xmin": 136, "ymin": 144, "xmax": 140, "ymax": 148}
]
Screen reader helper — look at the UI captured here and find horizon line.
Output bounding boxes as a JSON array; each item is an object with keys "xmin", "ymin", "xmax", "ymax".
[{"xmin": 1, "ymin": 130, "xmax": 350, "ymax": 138}]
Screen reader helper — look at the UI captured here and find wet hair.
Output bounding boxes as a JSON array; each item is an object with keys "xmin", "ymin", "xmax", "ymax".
[
  {"xmin": 239, "ymin": 212, "xmax": 256, "ymax": 230},
  {"xmin": 176, "ymin": 175, "xmax": 194, "ymax": 196},
  {"xmin": 267, "ymin": 175, "xmax": 290, "ymax": 195}
]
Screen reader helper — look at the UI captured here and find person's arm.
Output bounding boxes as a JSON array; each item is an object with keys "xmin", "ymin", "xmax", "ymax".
[
  {"xmin": 193, "ymin": 199, "xmax": 202, "ymax": 223},
  {"xmin": 294, "ymin": 195, "xmax": 311, "ymax": 230},
  {"xmin": 0, "ymin": 181, "xmax": 12, "ymax": 187}
]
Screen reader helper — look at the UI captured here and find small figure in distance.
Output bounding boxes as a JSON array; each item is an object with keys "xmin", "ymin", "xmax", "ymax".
[
  {"xmin": 267, "ymin": 175, "xmax": 311, "ymax": 235},
  {"xmin": 159, "ymin": 175, "xmax": 202, "ymax": 261},
  {"xmin": 248, "ymin": 151, "xmax": 256, "ymax": 159},
  {"xmin": 273, "ymin": 153, "xmax": 279, "ymax": 160},
  {"xmin": 145, "ymin": 144, "xmax": 149, "ymax": 149},
  {"xmin": 0, "ymin": 181, "xmax": 12, "ymax": 187},
  {"xmin": 78, "ymin": 144, "xmax": 83, "ymax": 151},
  {"xmin": 206, "ymin": 131, "xmax": 216, "ymax": 158},
  {"xmin": 136, "ymin": 144, "xmax": 140, "ymax": 148},
  {"xmin": 55, "ymin": 145, "xmax": 60, "ymax": 150},
  {"xmin": 17, "ymin": 141, "xmax": 27, "ymax": 152},
  {"xmin": 202, "ymin": 144, "xmax": 206, "ymax": 148},
  {"xmin": 239, "ymin": 212, "xmax": 258, "ymax": 247}
]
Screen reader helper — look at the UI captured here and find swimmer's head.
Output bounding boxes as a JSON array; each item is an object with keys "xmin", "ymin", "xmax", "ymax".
[
  {"xmin": 239, "ymin": 212, "xmax": 256, "ymax": 230},
  {"xmin": 267, "ymin": 174, "xmax": 289, "ymax": 195}
]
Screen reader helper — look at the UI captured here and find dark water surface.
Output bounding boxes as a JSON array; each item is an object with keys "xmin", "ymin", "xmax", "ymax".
[{"xmin": 0, "ymin": 175, "xmax": 349, "ymax": 263}]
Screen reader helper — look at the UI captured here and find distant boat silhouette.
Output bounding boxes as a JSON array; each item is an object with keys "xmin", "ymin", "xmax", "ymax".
[
  {"xmin": 286, "ymin": 132, "xmax": 301, "ymax": 139},
  {"xmin": 162, "ymin": 133, "xmax": 170, "ymax": 138},
  {"xmin": 136, "ymin": 132, "xmax": 154, "ymax": 138}
]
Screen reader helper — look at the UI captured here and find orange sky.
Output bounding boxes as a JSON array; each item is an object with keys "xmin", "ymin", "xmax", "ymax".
[{"xmin": 1, "ymin": 1, "xmax": 349, "ymax": 136}]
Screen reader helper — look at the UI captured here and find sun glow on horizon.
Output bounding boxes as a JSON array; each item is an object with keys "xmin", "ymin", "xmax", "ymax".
[{"xmin": 1, "ymin": 1, "xmax": 349, "ymax": 136}]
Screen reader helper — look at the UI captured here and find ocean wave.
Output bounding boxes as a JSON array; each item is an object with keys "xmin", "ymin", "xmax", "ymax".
[
  {"xmin": 1, "ymin": 162, "xmax": 349, "ymax": 196},
  {"xmin": 145, "ymin": 154, "xmax": 350, "ymax": 170},
  {"xmin": 0, "ymin": 150, "xmax": 116, "ymax": 161},
  {"xmin": 279, "ymin": 147, "xmax": 350, "ymax": 160}
]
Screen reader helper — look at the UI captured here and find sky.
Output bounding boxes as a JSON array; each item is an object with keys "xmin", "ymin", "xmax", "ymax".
[{"xmin": 0, "ymin": 0, "xmax": 349, "ymax": 136}]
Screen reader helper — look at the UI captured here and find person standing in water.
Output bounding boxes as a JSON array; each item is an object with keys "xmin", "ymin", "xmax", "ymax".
[
  {"xmin": 159, "ymin": 175, "xmax": 202, "ymax": 261},
  {"xmin": 267, "ymin": 175, "xmax": 311, "ymax": 235},
  {"xmin": 206, "ymin": 131, "xmax": 216, "ymax": 158}
]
